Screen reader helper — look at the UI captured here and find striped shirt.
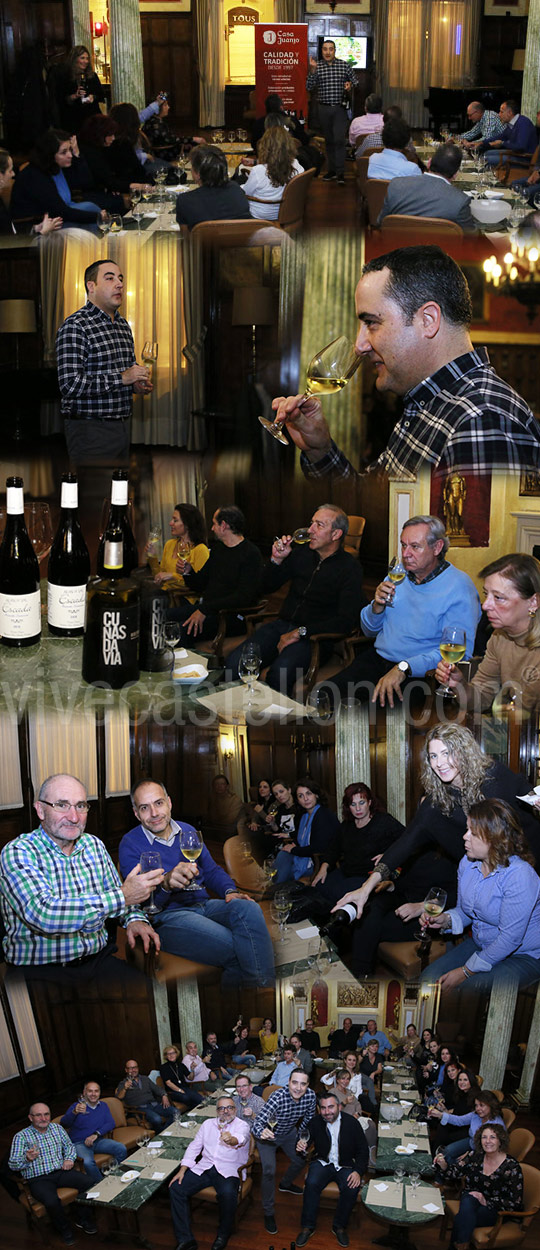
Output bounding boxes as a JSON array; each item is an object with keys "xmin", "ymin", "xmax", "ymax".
[
  {"xmin": 0, "ymin": 827, "xmax": 146, "ymax": 965},
  {"xmin": 460, "ymin": 110, "xmax": 505, "ymax": 144},
  {"xmin": 9, "ymin": 1123, "xmax": 77, "ymax": 1179},
  {"xmin": 300, "ymin": 348, "xmax": 540, "ymax": 481},
  {"xmin": 252, "ymin": 1087, "xmax": 317, "ymax": 1141},
  {"xmin": 306, "ymin": 59, "xmax": 358, "ymax": 106},
  {"xmin": 56, "ymin": 301, "xmax": 136, "ymax": 420}
]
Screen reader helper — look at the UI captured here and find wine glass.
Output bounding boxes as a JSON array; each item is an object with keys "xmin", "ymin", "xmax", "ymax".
[
  {"xmin": 305, "ymin": 687, "xmax": 332, "ymax": 722},
  {"xmin": 97, "ymin": 211, "xmax": 111, "ymax": 235},
  {"xmin": 386, "ymin": 555, "xmax": 406, "ymax": 605},
  {"xmin": 109, "ymin": 214, "xmax": 123, "ymax": 233},
  {"xmin": 414, "ymin": 886, "xmax": 447, "ymax": 940},
  {"xmin": 131, "ymin": 188, "xmax": 142, "ymax": 207},
  {"xmin": 132, "ymin": 202, "xmax": 145, "ymax": 236},
  {"xmin": 24, "ymin": 503, "xmax": 54, "ymax": 564},
  {"xmin": 163, "ymin": 620, "xmax": 182, "ymax": 670},
  {"xmin": 259, "ymin": 335, "xmax": 361, "ymax": 444},
  {"xmin": 142, "ymin": 340, "xmax": 159, "ymax": 383},
  {"xmin": 179, "ymin": 827, "xmax": 203, "ymax": 891},
  {"xmin": 436, "ymin": 626, "xmax": 466, "ymax": 697},
  {"xmin": 147, "ymin": 523, "xmax": 163, "ymax": 560},
  {"xmin": 139, "ymin": 849, "xmax": 162, "ymax": 915},
  {"xmin": 267, "ymin": 1114, "xmax": 278, "ymax": 1132},
  {"xmin": 409, "ymin": 1169, "xmax": 421, "ymax": 1198},
  {"xmin": 263, "ymin": 854, "xmax": 277, "ymax": 886},
  {"xmin": 238, "ymin": 642, "xmax": 262, "ymax": 706}
]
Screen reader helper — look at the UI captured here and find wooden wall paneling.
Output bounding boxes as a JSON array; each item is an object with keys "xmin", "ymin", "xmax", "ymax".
[{"xmin": 140, "ymin": 12, "xmax": 196, "ymax": 128}]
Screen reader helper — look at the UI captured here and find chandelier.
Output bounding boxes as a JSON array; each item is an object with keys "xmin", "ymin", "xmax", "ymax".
[{"xmin": 483, "ymin": 242, "xmax": 540, "ymax": 322}]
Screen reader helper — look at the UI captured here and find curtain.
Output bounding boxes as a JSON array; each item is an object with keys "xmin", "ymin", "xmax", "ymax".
[
  {"xmin": 40, "ymin": 230, "xmax": 205, "ymax": 449},
  {"xmin": 195, "ymin": 0, "xmax": 226, "ymax": 128},
  {"xmin": 274, "ymin": 0, "xmax": 304, "ymax": 20},
  {"xmin": 29, "ymin": 711, "xmax": 99, "ymax": 799},
  {"xmin": 4, "ymin": 980, "xmax": 45, "ymax": 1074},
  {"xmin": 0, "ymin": 716, "xmax": 23, "ymax": 809},
  {"xmin": 104, "ymin": 708, "xmax": 130, "ymax": 797},
  {"xmin": 375, "ymin": 0, "xmax": 482, "ymax": 128}
]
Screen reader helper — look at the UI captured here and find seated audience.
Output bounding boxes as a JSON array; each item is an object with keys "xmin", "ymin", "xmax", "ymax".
[
  {"xmin": 368, "ymin": 117, "xmax": 421, "ymax": 180},
  {"xmin": 350, "ymin": 93, "xmax": 384, "ymax": 147},
  {"xmin": 142, "ymin": 96, "xmax": 204, "ymax": 160},
  {"xmin": 482, "ymin": 99, "xmax": 537, "ymax": 165},
  {"xmin": 261, "ymin": 780, "xmax": 298, "ymax": 855},
  {"xmin": 356, "ymin": 104, "xmax": 418, "ymax": 160},
  {"xmin": 160, "ymin": 1043, "xmax": 205, "ymax": 1109},
  {"xmin": 430, "ymin": 1069, "xmax": 483, "ymax": 1153},
  {"xmin": 378, "ymin": 141, "xmax": 475, "ymax": 230},
  {"xmin": 436, "ymin": 553, "xmax": 540, "ymax": 713},
  {"xmin": 247, "ymin": 778, "xmax": 274, "ymax": 841},
  {"xmin": 459, "ymin": 100, "xmax": 505, "ymax": 149},
  {"xmin": 309, "ymin": 782, "xmax": 403, "ymax": 912},
  {"xmin": 115, "ymin": 1059, "xmax": 176, "ymax": 1130},
  {"xmin": 169, "ymin": 1094, "xmax": 251, "ymax": 1250},
  {"xmin": 359, "ymin": 1039, "xmax": 383, "ymax": 1082},
  {"xmin": 9, "ymin": 1103, "xmax": 94, "ymax": 1241},
  {"xmin": 328, "ymin": 1018, "xmax": 360, "ymax": 1058},
  {"xmin": 78, "ymin": 113, "xmax": 148, "ymax": 195},
  {"xmin": 181, "ymin": 1041, "xmax": 211, "ymax": 1085},
  {"xmin": 251, "ymin": 93, "xmax": 323, "ymax": 173},
  {"xmin": 419, "ymin": 798, "xmax": 540, "ymax": 993},
  {"xmin": 430, "ymin": 1091, "xmax": 505, "ymax": 1162},
  {"xmin": 120, "ymin": 778, "xmax": 274, "ymax": 988},
  {"xmin": 397, "ymin": 1023, "xmax": 423, "ymax": 1064},
  {"xmin": 174, "ymin": 505, "xmax": 263, "ymax": 642},
  {"xmin": 202, "ymin": 1032, "xmax": 235, "ymax": 1080},
  {"xmin": 434, "ymin": 1123, "xmax": 522, "ymax": 1245},
  {"xmin": 273, "ymin": 778, "xmax": 340, "ymax": 885},
  {"xmin": 242, "ymin": 123, "xmax": 303, "ymax": 220},
  {"xmin": 148, "ymin": 502, "xmax": 209, "ymax": 603},
  {"xmin": 228, "ymin": 1023, "xmax": 257, "ymax": 1067},
  {"xmin": 61, "ymin": 1081, "xmax": 127, "ymax": 1183},
  {"xmin": 175, "ymin": 144, "xmax": 252, "ymax": 228},
  {"xmin": 107, "ymin": 103, "xmax": 150, "ymax": 185},
  {"xmin": 268, "ymin": 1044, "xmax": 300, "ymax": 1088},
  {"xmin": 10, "ymin": 128, "xmax": 106, "ymax": 225},
  {"xmin": 0, "ymin": 147, "xmax": 62, "ymax": 233},
  {"xmin": 358, "ymin": 1020, "xmax": 392, "ymax": 1057},
  {"xmin": 511, "ymin": 147, "xmax": 540, "ymax": 204},
  {"xmin": 322, "ymin": 1051, "xmax": 376, "ymax": 1112}
]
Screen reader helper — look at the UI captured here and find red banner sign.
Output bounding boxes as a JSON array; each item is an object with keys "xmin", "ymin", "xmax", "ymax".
[{"xmin": 254, "ymin": 23, "xmax": 308, "ymax": 119}]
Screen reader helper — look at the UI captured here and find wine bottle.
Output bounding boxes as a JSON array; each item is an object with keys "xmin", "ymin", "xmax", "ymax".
[
  {"xmin": 96, "ymin": 470, "xmax": 138, "ymax": 577},
  {"xmin": 0, "ymin": 476, "xmax": 41, "ymax": 648},
  {"xmin": 320, "ymin": 902, "xmax": 358, "ymax": 938},
  {"xmin": 138, "ymin": 578, "xmax": 171, "ymax": 672},
  {"xmin": 82, "ymin": 527, "xmax": 140, "ymax": 688},
  {"xmin": 47, "ymin": 474, "xmax": 90, "ymax": 637}
]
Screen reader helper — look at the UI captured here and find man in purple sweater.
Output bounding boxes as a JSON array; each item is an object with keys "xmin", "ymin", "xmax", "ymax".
[
  {"xmin": 118, "ymin": 779, "xmax": 274, "ymax": 988},
  {"xmin": 483, "ymin": 99, "xmax": 537, "ymax": 166},
  {"xmin": 61, "ymin": 1081, "xmax": 127, "ymax": 1183}
]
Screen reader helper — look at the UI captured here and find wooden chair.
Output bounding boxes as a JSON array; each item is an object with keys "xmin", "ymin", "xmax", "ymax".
[
  {"xmin": 380, "ymin": 213, "xmax": 464, "ymax": 238},
  {"xmin": 343, "ymin": 515, "xmax": 365, "ymax": 559},
  {"xmin": 501, "ymin": 1106, "xmax": 516, "ymax": 1131},
  {"xmin": 100, "ymin": 1097, "xmax": 152, "ymax": 1150},
  {"xmin": 507, "ymin": 1128, "xmax": 535, "ymax": 1162},
  {"xmin": 440, "ymin": 1163, "xmax": 540, "ymax": 1249},
  {"xmin": 262, "ymin": 1083, "xmax": 281, "ymax": 1101},
  {"xmin": 191, "ymin": 1140, "xmax": 256, "ymax": 1229},
  {"xmin": 192, "ymin": 599, "xmax": 269, "ymax": 665},
  {"xmin": 16, "ymin": 1177, "xmax": 82, "ymax": 1244},
  {"xmin": 189, "ymin": 219, "xmax": 285, "ymax": 247},
  {"xmin": 493, "ymin": 146, "xmax": 538, "ymax": 184},
  {"xmin": 223, "ymin": 835, "xmax": 267, "ymax": 898},
  {"xmin": 277, "ymin": 167, "xmax": 315, "ymax": 233},
  {"xmin": 364, "ymin": 178, "xmax": 390, "ymax": 229},
  {"xmin": 378, "ymin": 937, "xmax": 448, "ymax": 980}
]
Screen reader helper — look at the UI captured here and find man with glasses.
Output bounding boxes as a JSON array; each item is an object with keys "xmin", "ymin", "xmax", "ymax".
[
  {"xmin": 115, "ymin": 1060, "xmax": 175, "ymax": 1130},
  {"xmin": 0, "ymin": 773, "xmax": 162, "ymax": 982},
  {"xmin": 9, "ymin": 1103, "xmax": 94, "ymax": 1245},
  {"xmin": 169, "ymin": 1095, "xmax": 251, "ymax": 1250}
]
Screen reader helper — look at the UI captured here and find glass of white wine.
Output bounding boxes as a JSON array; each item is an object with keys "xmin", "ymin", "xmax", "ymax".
[
  {"xmin": 97, "ymin": 210, "xmax": 111, "ymax": 236},
  {"xmin": 139, "ymin": 850, "xmax": 162, "ymax": 915},
  {"xmin": 259, "ymin": 335, "xmax": 361, "ymax": 445},
  {"xmin": 109, "ymin": 214, "xmax": 123, "ymax": 233},
  {"xmin": 238, "ymin": 641, "xmax": 263, "ymax": 707},
  {"xmin": 414, "ymin": 886, "xmax": 447, "ymax": 940},
  {"xmin": 436, "ymin": 626, "xmax": 466, "ymax": 697},
  {"xmin": 386, "ymin": 555, "xmax": 406, "ymax": 606},
  {"xmin": 179, "ymin": 827, "xmax": 203, "ymax": 891},
  {"xmin": 142, "ymin": 340, "xmax": 158, "ymax": 383}
]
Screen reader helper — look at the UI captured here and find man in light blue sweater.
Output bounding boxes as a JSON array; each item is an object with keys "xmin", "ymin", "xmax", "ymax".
[{"xmin": 320, "ymin": 515, "xmax": 480, "ymax": 708}]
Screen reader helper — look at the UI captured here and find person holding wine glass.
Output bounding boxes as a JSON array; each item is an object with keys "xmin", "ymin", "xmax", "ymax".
[
  {"xmin": 330, "ymin": 722, "xmax": 540, "ymax": 977},
  {"xmin": 417, "ymin": 797, "xmax": 540, "ymax": 994},
  {"xmin": 272, "ymin": 778, "xmax": 340, "ymax": 885},
  {"xmin": 434, "ymin": 1121, "xmax": 523, "ymax": 1246},
  {"xmin": 252, "ymin": 1069, "xmax": 317, "ymax": 1235},
  {"xmin": 56, "ymin": 258, "xmax": 153, "ymax": 466},
  {"xmin": 119, "ymin": 778, "xmax": 275, "ymax": 988},
  {"xmin": 226, "ymin": 504, "xmax": 364, "ymax": 696},
  {"xmin": 148, "ymin": 503, "xmax": 209, "ymax": 610}
]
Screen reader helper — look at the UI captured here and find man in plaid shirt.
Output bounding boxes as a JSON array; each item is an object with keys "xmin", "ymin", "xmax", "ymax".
[
  {"xmin": 0, "ymin": 773, "xmax": 162, "ymax": 983},
  {"xmin": 270, "ymin": 244, "xmax": 540, "ymax": 479},
  {"xmin": 459, "ymin": 100, "xmax": 504, "ymax": 149},
  {"xmin": 9, "ymin": 1103, "xmax": 94, "ymax": 1244},
  {"xmin": 56, "ymin": 259, "xmax": 152, "ymax": 465},
  {"xmin": 306, "ymin": 40, "xmax": 358, "ymax": 183},
  {"xmin": 252, "ymin": 1069, "xmax": 316, "ymax": 1234}
]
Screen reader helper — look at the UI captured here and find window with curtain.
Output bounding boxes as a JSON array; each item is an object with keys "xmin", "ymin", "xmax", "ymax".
[
  {"xmin": 387, "ymin": 0, "xmax": 423, "ymax": 91},
  {"xmin": 378, "ymin": 0, "xmax": 480, "ymax": 127}
]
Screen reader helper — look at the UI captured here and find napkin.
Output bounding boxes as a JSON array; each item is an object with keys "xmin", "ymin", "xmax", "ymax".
[
  {"xmin": 423, "ymin": 1203, "xmax": 440, "ymax": 1213},
  {"xmin": 395, "ymin": 1144, "xmax": 416, "ymax": 1154},
  {"xmin": 151, "ymin": 1171, "xmax": 166, "ymax": 1179},
  {"xmin": 374, "ymin": 1182, "xmax": 389, "ymax": 1191}
]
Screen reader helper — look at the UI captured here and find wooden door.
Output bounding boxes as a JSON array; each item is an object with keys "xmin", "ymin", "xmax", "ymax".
[{"xmin": 141, "ymin": 9, "xmax": 198, "ymax": 129}]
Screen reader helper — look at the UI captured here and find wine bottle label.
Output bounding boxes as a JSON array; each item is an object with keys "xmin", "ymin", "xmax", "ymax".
[
  {"xmin": 101, "ymin": 607, "xmax": 139, "ymax": 667},
  {"xmin": 151, "ymin": 595, "xmax": 167, "ymax": 651},
  {"xmin": 6, "ymin": 486, "xmax": 24, "ymax": 515},
  {"xmin": 111, "ymin": 479, "xmax": 129, "ymax": 506},
  {"xmin": 104, "ymin": 540, "xmax": 123, "ymax": 570},
  {"xmin": 48, "ymin": 582, "xmax": 87, "ymax": 629},
  {"xmin": 0, "ymin": 590, "xmax": 41, "ymax": 639},
  {"xmin": 60, "ymin": 481, "xmax": 78, "ymax": 509}
]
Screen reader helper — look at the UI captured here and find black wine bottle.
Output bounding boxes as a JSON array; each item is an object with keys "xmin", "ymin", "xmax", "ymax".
[
  {"xmin": 47, "ymin": 474, "xmax": 91, "ymax": 637},
  {"xmin": 321, "ymin": 902, "xmax": 357, "ymax": 938},
  {"xmin": 0, "ymin": 476, "xmax": 41, "ymax": 648},
  {"xmin": 96, "ymin": 469, "xmax": 138, "ymax": 577},
  {"xmin": 82, "ymin": 527, "xmax": 140, "ymax": 688}
]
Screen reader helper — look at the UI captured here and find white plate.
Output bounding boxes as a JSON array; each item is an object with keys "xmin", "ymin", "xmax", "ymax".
[{"xmin": 484, "ymin": 190, "xmax": 505, "ymax": 199}]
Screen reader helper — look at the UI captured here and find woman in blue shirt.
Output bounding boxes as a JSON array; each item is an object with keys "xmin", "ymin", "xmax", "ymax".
[
  {"xmin": 273, "ymin": 778, "xmax": 339, "ymax": 884},
  {"xmin": 419, "ymin": 797, "xmax": 540, "ymax": 994},
  {"xmin": 430, "ymin": 1090, "xmax": 505, "ymax": 1162}
]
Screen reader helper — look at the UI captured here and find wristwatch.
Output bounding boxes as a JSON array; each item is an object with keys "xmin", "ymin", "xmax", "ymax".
[
  {"xmin": 297, "ymin": 626, "xmax": 308, "ymax": 637},
  {"xmin": 397, "ymin": 661, "xmax": 411, "ymax": 676}
]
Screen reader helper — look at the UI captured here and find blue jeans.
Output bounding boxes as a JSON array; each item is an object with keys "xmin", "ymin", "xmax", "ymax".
[
  {"xmin": 418, "ymin": 936, "xmax": 540, "ymax": 994},
  {"xmin": 136, "ymin": 1100, "xmax": 176, "ymax": 1130},
  {"xmin": 453, "ymin": 1192, "xmax": 498, "ymax": 1242},
  {"xmin": 170, "ymin": 1164, "xmax": 240, "ymax": 1242},
  {"xmin": 444, "ymin": 1137, "xmax": 472, "ymax": 1162},
  {"xmin": 302, "ymin": 1161, "xmax": 360, "ymax": 1230},
  {"xmin": 75, "ymin": 1138, "xmax": 127, "ymax": 1184},
  {"xmin": 231, "ymin": 1054, "xmax": 257, "ymax": 1066},
  {"xmin": 154, "ymin": 898, "xmax": 275, "ymax": 988},
  {"xmin": 510, "ymin": 175, "xmax": 539, "ymax": 203},
  {"xmin": 274, "ymin": 848, "xmax": 313, "ymax": 883}
]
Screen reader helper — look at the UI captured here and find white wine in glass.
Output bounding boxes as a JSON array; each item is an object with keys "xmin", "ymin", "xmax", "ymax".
[
  {"xmin": 437, "ymin": 626, "xmax": 466, "ymax": 697},
  {"xmin": 259, "ymin": 335, "xmax": 361, "ymax": 445},
  {"xmin": 179, "ymin": 827, "xmax": 203, "ymax": 891},
  {"xmin": 142, "ymin": 340, "xmax": 158, "ymax": 382},
  {"xmin": 386, "ymin": 555, "xmax": 406, "ymax": 607}
]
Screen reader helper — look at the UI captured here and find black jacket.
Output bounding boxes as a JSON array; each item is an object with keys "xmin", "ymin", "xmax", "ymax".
[
  {"xmin": 289, "ymin": 805, "xmax": 340, "ymax": 858},
  {"xmin": 184, "ymin": 540, "xmax": 263, "ymax": 613},
  {"xmin": 306, "ymin": 1111, "xmax": 369, "ymax": 1174},
  {"xmin": 11, "ymin": 164, "xmax": 98, "ymax": 223},
  {"xmin": 263, "ymin": 546, "xmax": 365, "ymax": 637},
  {"xmin": 175, "ymin": 181, "xmax": 252, "ymax": 229}
]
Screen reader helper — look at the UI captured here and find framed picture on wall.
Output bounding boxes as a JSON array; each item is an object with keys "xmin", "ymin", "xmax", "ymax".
[
  {"xmin": 484, "ymin": 0, "xmax": 529, "ymax": 14},
  {"xmin": 306, "ymin": 2, "xmax": 371, "ymax": 13}
]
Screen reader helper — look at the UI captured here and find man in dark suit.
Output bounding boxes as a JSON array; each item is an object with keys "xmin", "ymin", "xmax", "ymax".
[
  {"xmin": 295, "ymin": 1092, "xmax": 369, "ymax": 1246},
  {"xmin": 378, "ymin": 142, "xmax": 475, "ymax": 231}
]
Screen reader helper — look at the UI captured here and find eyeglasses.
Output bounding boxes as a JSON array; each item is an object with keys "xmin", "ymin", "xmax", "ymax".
[{"xmin": 40, "ymin": 800, "xmax": 90, "ymax": 813}]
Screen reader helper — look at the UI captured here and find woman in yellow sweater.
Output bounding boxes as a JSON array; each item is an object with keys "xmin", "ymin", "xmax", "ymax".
[
  {"xmin": 150, "ymin": 503, "xmax": 209, "ymax": 604},
  {"xmin": 258, "ymin": 1017, "xmax": 279, "ymax": 1056}
]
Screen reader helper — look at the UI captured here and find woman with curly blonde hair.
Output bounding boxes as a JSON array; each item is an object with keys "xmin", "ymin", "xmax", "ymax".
[
  {"xmin": 242, "ymin": 123, "xmax": 303, "ymax": 219},
  {"xmin": 331, "ymin": 724, "xmax": 540, "ymax": 976}
]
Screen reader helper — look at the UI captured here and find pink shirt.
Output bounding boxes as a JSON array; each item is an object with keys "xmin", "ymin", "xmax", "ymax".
[
  {"xmin": 181, "ymin": 1053, "xmax": 211, "ymax": 1083},
  {"xmin": 180, "ymin": 1115, "xmax": 251, "ymax": 1178},
  {"xmin": 349, "ymin": 113, "xmax": 384, "ymax": 143}
]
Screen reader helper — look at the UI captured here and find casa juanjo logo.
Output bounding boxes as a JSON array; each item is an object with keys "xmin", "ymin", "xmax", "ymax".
[{"xmin": 102, "ymin": 609, "xmax": 127, "ymax": 665}]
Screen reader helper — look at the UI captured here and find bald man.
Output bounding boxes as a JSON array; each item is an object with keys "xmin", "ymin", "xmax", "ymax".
[
  {"xmin": 9, "ymin": 1103, "xmax": 94, "ymax": 1243},
  {"xmin": 0, "ymin": 773, "xmax": 161, "ymax": 983}
]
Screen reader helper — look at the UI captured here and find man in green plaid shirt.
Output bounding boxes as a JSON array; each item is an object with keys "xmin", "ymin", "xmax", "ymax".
[
  {"xmin": 0, "ymin": 773, "xmax": 162, "ymax": 983},
  {"xmin": 9, "ymin": 1103, "xmax": 94, "ymax": 1244}
]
